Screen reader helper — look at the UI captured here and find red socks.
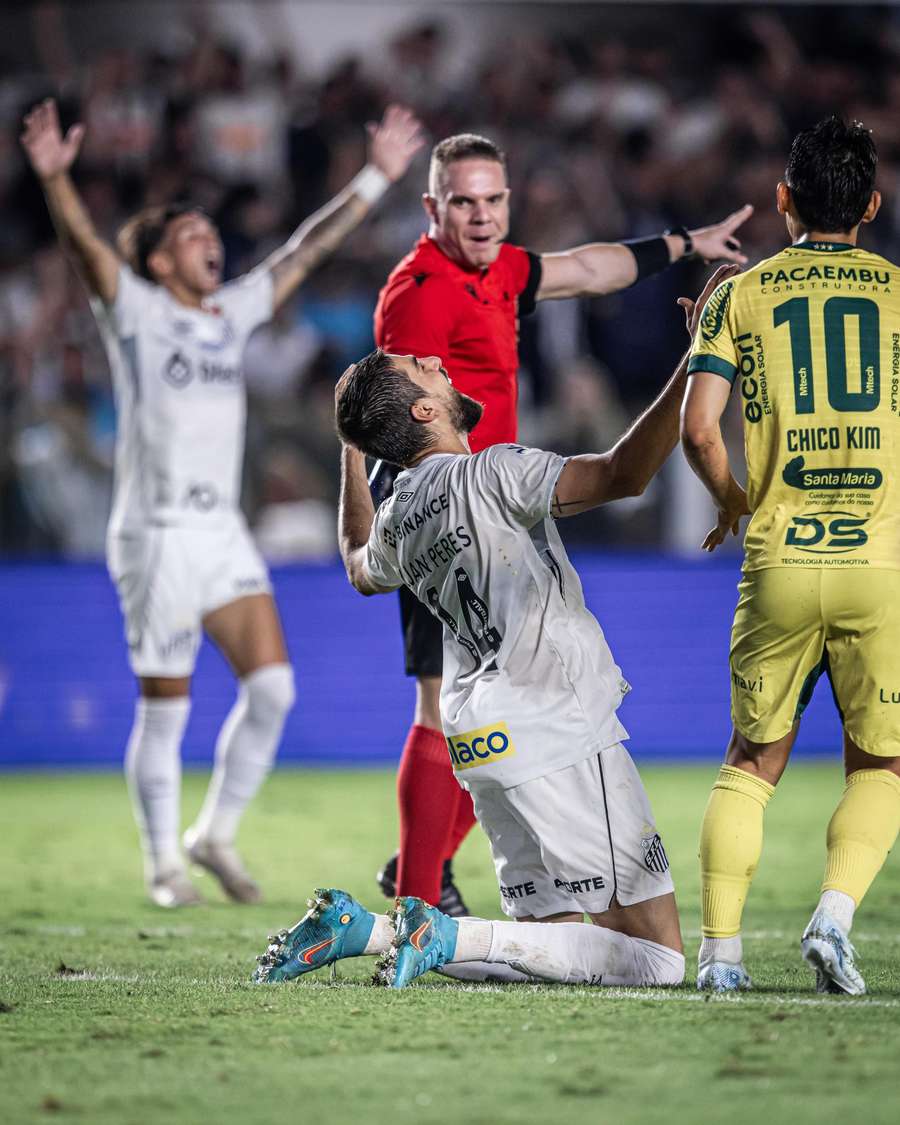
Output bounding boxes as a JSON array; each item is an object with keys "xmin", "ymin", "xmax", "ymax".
[{"xmin": 395, "ymin": 723, "xmax": 474, "ymax": 903}]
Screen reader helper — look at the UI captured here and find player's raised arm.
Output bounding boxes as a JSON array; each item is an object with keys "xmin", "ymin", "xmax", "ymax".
[
  {"xmin": 338, "ymin": 444, "xmax": 396, "ymax": 596},
  {"xmin": 551, "ymin": 265, "xmax": 738, "ymax": 517},
  {"xmin": 536, "ymin": 206, "xmax": 752, "ymax": 301},
  {"xmin": 263, "ymin": 105, "xmax": 425, "ymax": 311},
  {"xmin": 20, "ymin": 98, "xmax": 120, "ymax": 304}
]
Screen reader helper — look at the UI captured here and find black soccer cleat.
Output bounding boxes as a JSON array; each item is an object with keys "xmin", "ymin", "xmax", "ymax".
[{"xmin": 375, "ymin": 853, "xmax": 470, "ymax": 917}]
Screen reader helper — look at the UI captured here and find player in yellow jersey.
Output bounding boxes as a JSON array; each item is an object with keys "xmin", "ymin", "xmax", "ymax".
[{"xmin": 682, "ymin": 117, "xmax": 900, "ymax": 994}]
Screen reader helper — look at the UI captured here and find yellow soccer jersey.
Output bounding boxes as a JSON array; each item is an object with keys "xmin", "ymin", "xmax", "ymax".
[{"xmin": 688, "ymin": 240, "xmax": 900, "ymax": 570}]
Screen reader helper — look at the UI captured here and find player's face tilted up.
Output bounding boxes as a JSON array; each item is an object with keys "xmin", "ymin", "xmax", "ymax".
[
  {"xmin": 248, "ymin": 269, "xmax": 738, "ymax": 991},
  {"xmin": 682, "ymin": 115, "xmax": 900, "ymax": 995}
]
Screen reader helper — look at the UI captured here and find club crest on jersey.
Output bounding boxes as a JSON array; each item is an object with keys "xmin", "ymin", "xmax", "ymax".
[
  {"xmin": 164, "ymin": 351, "xmax": 193, "ymax": 388},
  {"xmin": 641, "ymin": 830, "xmax": 669, "ymax": 874},
  {"xmin": 446, "ymin": 723, "xmax": 515, "ymax": 771},
  {"xmin": 700, "ymin": 280, "xmax": 733, "ymax": 342}
]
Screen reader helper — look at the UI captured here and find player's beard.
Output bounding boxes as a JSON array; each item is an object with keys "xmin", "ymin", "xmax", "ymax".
[{"xmin": 449, "ymin": 388, "xmax": 484, "ymax": 434}]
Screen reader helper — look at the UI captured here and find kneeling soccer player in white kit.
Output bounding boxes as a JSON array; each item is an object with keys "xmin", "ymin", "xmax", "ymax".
[
  {"xmin": 251, "ymin": 266, "xmax": 736, "ymax": 988},
  {"xmin": 21, "ymin": 98, "xmax": 425, "ymax": 907}
]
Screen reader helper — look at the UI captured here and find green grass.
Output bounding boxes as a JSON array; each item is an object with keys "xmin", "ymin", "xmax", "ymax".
[{"xmin": 2, "ymin": 765, "xmax": 899, "ymax": 1125}]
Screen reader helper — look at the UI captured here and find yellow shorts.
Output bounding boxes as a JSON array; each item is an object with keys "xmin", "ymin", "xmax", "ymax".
[{"xmin": 730, "ymin": 567, "xmax": 900, "ymax": 756}]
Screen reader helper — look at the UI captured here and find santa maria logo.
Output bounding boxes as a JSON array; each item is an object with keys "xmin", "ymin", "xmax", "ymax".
[
  {"xmin": 447, "ymin": 723, "xmax": 515, "ymax": 771},
  {"xmin": 700, "ymin": 280, "xmax": 733, "ymax": 342},
  {"xmin": 164, "ymin": 351, "xmax": 193, "ymax": 388}
]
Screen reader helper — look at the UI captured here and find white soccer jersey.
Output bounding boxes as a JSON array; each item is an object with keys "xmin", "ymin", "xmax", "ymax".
[
  {"xmin": 92, "ymin": 264, "xmax": 274, "ymax": 534},
  {"xmin": 366, "ymin": 445, "xmax": 630, "ymax": 789}
]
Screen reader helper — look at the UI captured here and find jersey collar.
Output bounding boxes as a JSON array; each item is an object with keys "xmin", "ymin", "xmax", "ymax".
[{"xmin": 793, "ymin": 240, "xmax": 856, "ymax": 252}]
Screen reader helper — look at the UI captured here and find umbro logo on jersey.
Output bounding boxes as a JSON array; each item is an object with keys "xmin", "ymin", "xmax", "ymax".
[
  {"xmin": 395, "ymin": 491, "xmax": 415, "ymax": 502},
  {"xmin": 163, "ymin": 351, "xmax": 193, "ymax": 388},
  {"xmin": 641, "ymin": 832, "xmax": 669, "ymax": 874}
]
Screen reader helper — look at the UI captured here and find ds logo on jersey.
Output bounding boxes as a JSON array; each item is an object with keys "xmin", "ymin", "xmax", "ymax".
[
  {"xmin": 447, "ymin": 723, "xmax": 515, "ymax": 771},
  {"xmin": 785, "ymin": 511, "xmax": 869, "ymax": 553}
]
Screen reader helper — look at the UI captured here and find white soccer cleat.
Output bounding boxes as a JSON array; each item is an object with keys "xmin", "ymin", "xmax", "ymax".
[
  {"xmin": 183, "ymin": 830, "xmax": 262, "ymax": 904},
  {"xmin": 696, "ymin": 959, "xmax": 752, "ymax": 992},
  {"xmin": 801, "ymin": 909, "xmax": 865, "ymax": 995},
  {"xmin": 149, "ymin": 869, "xmax": 204, "ymax": 908}
]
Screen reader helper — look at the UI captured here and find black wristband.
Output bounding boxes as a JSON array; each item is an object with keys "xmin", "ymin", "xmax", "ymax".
[
  {"xmin": 623, "ymin": 236, "xmax": 671, "ymax": 283},
  {"xmin": 664, "ymin": 224, "xmax": 695, "ymax": 258}
]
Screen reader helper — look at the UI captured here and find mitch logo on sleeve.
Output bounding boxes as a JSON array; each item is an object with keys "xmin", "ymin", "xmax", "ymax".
[{"xmin": 446, "ymin": 723, "xmax": 515, "ymax": 771}]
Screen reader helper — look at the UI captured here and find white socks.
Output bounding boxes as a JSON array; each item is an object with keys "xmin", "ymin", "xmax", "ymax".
[
  {"xmin": 699, "ymin": 934, "xmax": 743, "ymax": 965},
  {"xmin": 454, "ymin": 918, "xmax": 684, "ymax": 986},
  {"xmin": 189, "ymin": 663, "xmax": 295, "ymax": 845},
  {"xmin": 816, "ymin": 889, "xmax": 855, "ymax": 933},
  {"xmin": 363, "ymin": 914, "xmax": 394, "ymax": 956},
  {"xmin": 125, "ymin": 696, "xmax": 191, "ymax": 879}
]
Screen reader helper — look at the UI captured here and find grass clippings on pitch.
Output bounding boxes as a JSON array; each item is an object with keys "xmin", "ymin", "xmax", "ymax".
[{"xmin": 1, "ymin": 766, "xmax": 898, "ymax": 1125}]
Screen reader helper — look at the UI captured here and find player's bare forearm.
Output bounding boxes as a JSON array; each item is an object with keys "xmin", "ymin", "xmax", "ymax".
[
  {"xmin": 339, "ymin": 445, "xmax": 387, "ymax": 596},
  {"xmin": 267, "ymin": 105, "xmax": 424, "ymax": 310},
  {"xmin": 40, "ymin": 172, "xmax": 119, "ymax": 302},
  {"xmin": 21, "ymin": 99, "xmax": 118, "ymax": 302},
  {"xmin": 680, "ymin": 370, "xmax": 738, "ymax": 508},
  {"xmin": 681, "ymin": 424, "xmax": 735, "ymax": 510},
  {"xmin": 266, "ymin": 189, "xmax": 371, "ymax": 310},
  {"xmin": 552, "ymin": 351, "xmax": 690, "ymax": 516}
]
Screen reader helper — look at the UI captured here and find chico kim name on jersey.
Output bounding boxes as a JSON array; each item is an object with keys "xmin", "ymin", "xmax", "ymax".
[{"xmin": 446, "ymin": 723, "xmax": 515, "ymax": 771}]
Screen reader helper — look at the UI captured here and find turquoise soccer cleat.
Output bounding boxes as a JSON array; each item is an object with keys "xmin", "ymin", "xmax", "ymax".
[
  {"xmin": 376, "ymin": 896, "xmax": 459, "ymax": 989},
  {"xmin": 252, "ymin": 888, "xmax": 374, "ymax": 983},
  {"xmin": 696, "ymin": 959, "xmax": 753, "ymax": 992},
  {"xmin": 801, "ymin": 909, "xmax": 865, "ymax": 996}
]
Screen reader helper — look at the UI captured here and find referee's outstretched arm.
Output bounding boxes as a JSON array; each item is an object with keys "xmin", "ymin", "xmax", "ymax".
[{"xmin": 551, "ymin": 265, "xmax": 738, "ymax": 518}]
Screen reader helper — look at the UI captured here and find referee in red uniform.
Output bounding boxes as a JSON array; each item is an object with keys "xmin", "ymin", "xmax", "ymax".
[{"xmin": 373, "ymin": 133, "xmax": 751, "ymax": 913}]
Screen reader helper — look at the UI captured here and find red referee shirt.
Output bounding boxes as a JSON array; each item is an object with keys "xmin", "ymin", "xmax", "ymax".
[{"xmin": 374, "ymin": 235, "xmax": 541, "ymax": 452}]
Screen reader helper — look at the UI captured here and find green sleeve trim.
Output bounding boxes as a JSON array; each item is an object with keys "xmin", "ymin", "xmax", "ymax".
[{"xmin": 687, "ymin": 354, "xmax": 738, "ymax": 384}]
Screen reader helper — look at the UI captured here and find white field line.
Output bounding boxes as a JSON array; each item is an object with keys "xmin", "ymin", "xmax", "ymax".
[{"xmin": 45, "ymin": 973, "xmax": 900, "ymax": 1007}]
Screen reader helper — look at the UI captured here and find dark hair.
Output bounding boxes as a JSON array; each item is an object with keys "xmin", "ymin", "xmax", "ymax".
[
  {"xmin": 116, "ymin": 203, "xmax": 207, "ymax": 280},
  {"xmin": 335, "ymin": 348, "xmax": 435, "ymax": 467},
  {"xmin": 785, "ymin": 116, "xmax": 877, "ymax": 234},
  {"xmin": 428, "ymin": 133, "xmax": 507, "ymax": 194}
]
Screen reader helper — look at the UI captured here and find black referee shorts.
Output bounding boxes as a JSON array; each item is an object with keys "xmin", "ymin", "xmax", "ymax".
[
  {"xmin": 369, "ymin": 458, "xmax": 444, "ymax": 679},
  {"xmin": 398, "ymin": 585, "xmax": 444, "ymax": 678}
]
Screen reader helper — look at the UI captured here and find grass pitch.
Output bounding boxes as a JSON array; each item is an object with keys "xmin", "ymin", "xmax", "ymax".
[{"xmin": 2, "ymin": 764, "xmax": 899, "ymax": 1125}]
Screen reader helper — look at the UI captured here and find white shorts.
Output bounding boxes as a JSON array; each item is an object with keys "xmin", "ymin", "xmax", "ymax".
[
  {"xmin": 107, "ymin": 516, "xmax": 271, "ymax": 677},
  {"xmin": 470, "ymin": 744, "xmax": 674, "ymax": 919}
]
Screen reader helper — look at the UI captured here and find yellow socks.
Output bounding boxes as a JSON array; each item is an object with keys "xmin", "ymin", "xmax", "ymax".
[
  {"xmin": 699, "ymin": 765, "xmax": 775, "ymax": 938},
  {"xmin": 822, "ymin": 768, "xmax": 900, "ymax": 906}
]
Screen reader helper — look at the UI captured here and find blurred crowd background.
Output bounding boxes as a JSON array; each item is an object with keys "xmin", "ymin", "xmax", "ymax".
[{"xmin": 3, "ymin": 1, "xmax": 900, "ymax": 559}]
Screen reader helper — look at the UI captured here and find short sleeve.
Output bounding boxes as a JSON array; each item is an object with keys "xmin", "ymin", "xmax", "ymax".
[
  {"xmin": 503, "ymin": 245, "xmax": 542, "ymax": 317},
  {"xmin": 376, "ymin": 274, "xmax": 457, "ymax": 359},
  {"xmin": 479, "ymin": 444, "xmax": 566, "ymax": 529},
  {"xmin": 365, "ymin": 507, "xmax": 403, "ymax": 590},
  {"xmin": 109, "ymin": 264, "xmax": 157, "ymax": 336},
  {"xmin": 215, "ymin": 266, "xmax": 275, "ymax": 338},
  {"xmin": 687, "ymin": 278, "xmax": 739, "ymax": 384}
]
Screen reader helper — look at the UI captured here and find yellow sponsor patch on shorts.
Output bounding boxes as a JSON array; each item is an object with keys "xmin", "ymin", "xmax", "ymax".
[{"xmin": 446, "ymin": 723, "xmax": 515, "ymax": 772}]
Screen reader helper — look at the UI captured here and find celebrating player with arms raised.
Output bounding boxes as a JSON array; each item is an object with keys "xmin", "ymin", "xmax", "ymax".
[
  {"xmin": 373, "ymin": 130, "xmax": 753, "ymax": 917},
  {"xmin": 251, "ymin": 267, "xmax": 733, "ymax": 990},
  {"xmin": 21, "ymin": 98, "xmax": 424, "ymax": 908},
  {"xmin": 682, "ymin": 117, "xmax": 900, "ymax": 993}
]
